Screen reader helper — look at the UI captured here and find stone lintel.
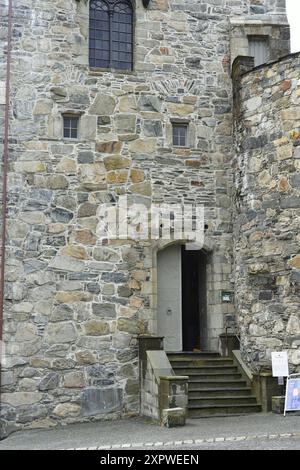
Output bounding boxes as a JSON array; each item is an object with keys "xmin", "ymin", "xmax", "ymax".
[{"xmin": 230, "ymin": 17, "xmax": 289, "ymax": 27}]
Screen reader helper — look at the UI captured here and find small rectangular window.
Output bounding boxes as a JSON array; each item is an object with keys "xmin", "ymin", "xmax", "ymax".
[
  {"xmin": 172, "ymin": 124, "xmax": 188, "ymax": 147},
  {"xmin": 63, "ymin": 116, "xmax": 79, "ymax": 139},
  {"xmin": 248, "ymin": 36, "xmax": 268, "ymax": 67}
]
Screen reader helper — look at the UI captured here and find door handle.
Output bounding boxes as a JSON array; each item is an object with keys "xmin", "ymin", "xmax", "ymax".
[{"xmin": 166, "ymin": 308, "xmax": 172, "ymax": 316}]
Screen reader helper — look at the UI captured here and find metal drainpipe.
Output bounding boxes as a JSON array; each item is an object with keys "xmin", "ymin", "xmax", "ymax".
[{"xmin": 0, "ymin": 0, "xmax": 13, "ymax": 428}]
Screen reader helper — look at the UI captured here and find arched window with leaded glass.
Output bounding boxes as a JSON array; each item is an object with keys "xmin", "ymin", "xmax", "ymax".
[{"xmin": 89, "ymin": 0, "xmax": 133, "ymax": 70}]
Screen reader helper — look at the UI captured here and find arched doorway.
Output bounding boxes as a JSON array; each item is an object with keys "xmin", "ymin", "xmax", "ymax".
[{"xmin": 157, "ymin": 244, "xmax": 208, "ymax": 352}]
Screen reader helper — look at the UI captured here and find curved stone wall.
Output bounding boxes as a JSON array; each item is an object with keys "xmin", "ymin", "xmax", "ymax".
[{"xmin": 234, "ymin": 52, "xmax": 300, "ymax": 371}]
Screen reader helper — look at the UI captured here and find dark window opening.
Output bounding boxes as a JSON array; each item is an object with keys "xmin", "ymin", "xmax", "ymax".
[
  {"xmin": 63, "ymin": 116, "xmax": 79, "ymax": 139},
  {"xmin": 89, "ymin": 0, "xmax": 133, "ymax": 71},
  {"xmin": 172, "ymin": 124, "xmax": 188, "ymax": 147}
]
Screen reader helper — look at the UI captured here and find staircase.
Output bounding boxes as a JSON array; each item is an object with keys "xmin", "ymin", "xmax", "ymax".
[{"xmin": 168, "ymin": 352, "xmax": 262, "ymax": 418}]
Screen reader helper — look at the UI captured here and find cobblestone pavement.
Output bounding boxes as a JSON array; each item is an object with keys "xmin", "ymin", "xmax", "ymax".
[{"xmin": 0, "ymin": 413, "xmax": 300, "ymax": 450}]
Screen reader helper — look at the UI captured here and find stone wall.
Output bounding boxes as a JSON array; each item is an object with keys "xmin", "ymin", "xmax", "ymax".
[
  {"xmin": 233, "ymin": 52, "xmax": 300, "ymax": 372},
  {"xmin": 250, "ymin": 0, "xmax": 286, "ymax": 14},
  {"xmin": 0, "ymin": 0, "xmax": 290, "ymax": 435},
  {"xmin": 140, "ymin": 350, "xmax": 188, "ymax": 425},
  {"xmin": 229, "ymin": 0, "xmax": 290, "ymax": 66},
  {"xmin": 140, "ymin": 350, "xmax": 174, "ymax": 420},
  {"xmin": 0, "ymin": 0, "xmax": 9, "ymax": 243},
  {"xmin": 230, "ymin": 18, "xmax": 290, "ymax": 66},
  {"xmin": 0, "ymin": 0, "xmax": 8, "ymax": 108}
]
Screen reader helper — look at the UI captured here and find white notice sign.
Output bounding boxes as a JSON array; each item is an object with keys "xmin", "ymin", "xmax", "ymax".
[{"xmin": 271, "ymin": 351, "xmax": 289, "ymax": 377}]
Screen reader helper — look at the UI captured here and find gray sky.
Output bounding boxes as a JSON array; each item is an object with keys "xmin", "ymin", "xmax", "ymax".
[{"xmin": 286, "ymin": 0, "xmax": 300, "ymax": 52}]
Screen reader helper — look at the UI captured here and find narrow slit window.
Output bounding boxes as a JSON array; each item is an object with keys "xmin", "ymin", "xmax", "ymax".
[
  {"xmin": 172, "ymin": 124, "xmax": 188, "ymax": 147},
  {"xmin": 63, "ymin": 116, "xmax": 79, "ymax": 139}
]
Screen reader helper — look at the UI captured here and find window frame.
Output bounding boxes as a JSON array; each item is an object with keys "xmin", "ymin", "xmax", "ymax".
[
  {"xmin": 172, "ymin": 122, "xmax": 189, "ymax": 148},
  {"xmin": 248, "ymin": 35, "xmax": 269, "ymax": 67},
  {"xmin": 89, "ymin": 0, "xmax": 134, "ymax": 72},
  {"xmin": 62, "ymin": 114, "xmax": 80, "ymax": 141}
]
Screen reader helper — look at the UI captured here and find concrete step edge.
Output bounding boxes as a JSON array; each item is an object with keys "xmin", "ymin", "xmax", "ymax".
[{"xmin": 188, "ymin": 403, "xmax": 262, "ymax": 410}]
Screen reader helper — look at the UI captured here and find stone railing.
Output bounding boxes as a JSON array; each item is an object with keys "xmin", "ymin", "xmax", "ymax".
[
  {"xmin": 138, "ymin": 335, "xmax": 188, "ymax": 427},
  {"xmin": 232, "ymin": 350, "xmax": 283, "ymax": 412}
]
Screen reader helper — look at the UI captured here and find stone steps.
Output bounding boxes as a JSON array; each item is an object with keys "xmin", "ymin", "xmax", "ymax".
[
  {"xmin": 168, "ymin": 352, "xmax": 220, "ymax": 360},
  {"xmin": 189, "ymin": 387, "xmax": 254, "ymax": 397},
  {"xmin": 170, "ymin": 359, "xmax": 234, "ymax": 367},
  {"xmin": 188, "ymin": 403, "xmax": 262, "ymax": 418},
  {"xmin": 168, "ymin": 352, "xmax": 261, "ymax": 418},
  {"xmin": 173, "ymin": 365, "xmax": 239, "ymax": 374},
  {"xmin": 188, "ymin": 379, "xmax": 249, "ymax": 390},
  {"xmin": 177, "ymin": 372, "xmax": 243, "ymax": 381},
  {"xmin": 189, "ymin": 395, "xmax": 258, "ymax": 406}
]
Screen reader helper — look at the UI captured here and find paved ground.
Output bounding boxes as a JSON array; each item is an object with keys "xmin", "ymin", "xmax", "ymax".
[
  {"xmin": 0, "ymin": 413, "xmax": 300, "ymax": 450},
  {"xmin": 160, "ymin": 437, "xmax": 300, "ymax": 450}
]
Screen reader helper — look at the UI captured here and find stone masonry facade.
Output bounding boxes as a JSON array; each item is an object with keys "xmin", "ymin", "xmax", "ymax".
[
  {"xmin": 0, "ymin": 0, "xmax": 298, "ymax": 436},
  {"xmin": 234, "ymin": 52, "xmax": 300, "ymax": 372}
]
